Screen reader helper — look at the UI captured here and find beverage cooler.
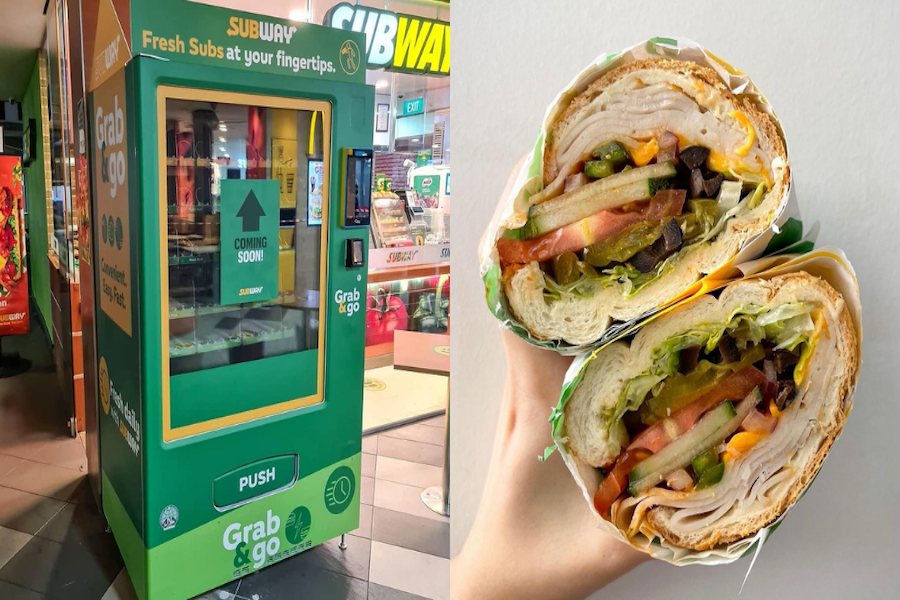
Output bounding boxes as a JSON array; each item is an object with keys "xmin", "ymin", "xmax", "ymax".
[{"xmin": 85, "ymin": 3, "xmax": 373, "ymax": 597}]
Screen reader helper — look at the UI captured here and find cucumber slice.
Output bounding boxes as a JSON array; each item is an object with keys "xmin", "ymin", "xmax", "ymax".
[
  {"xmin": 527, "ymin": 162, "xmax": 677, "ymax": 238},
  {"xmin": 628, "ymin": 388, "xmax": 762, "ymax": 496},
  {"xmin": 627, "ymin": 402, "xmax": 736, "ymax": 496}
]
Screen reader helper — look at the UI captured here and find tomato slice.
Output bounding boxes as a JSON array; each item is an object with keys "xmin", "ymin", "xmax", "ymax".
[
  {"xmin": 497, "ymin": 190, "xmax": 685, "ymax": 265},
  {"xmin": 628, "ymin": 366, "xmax": 765, "ymax": 453},
  {"xmin": 593, "ymin": 448, "xmax": 652, "ymax": 515}
]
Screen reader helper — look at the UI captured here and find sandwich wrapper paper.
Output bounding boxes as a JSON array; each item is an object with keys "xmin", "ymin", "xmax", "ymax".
[
  {"xmin": 481, "ymin": 36, "xmax": 801, "ymax": 355},
  {"xmin": 548, "ymin": 247, "xmax": 861, "ymax": 566}
]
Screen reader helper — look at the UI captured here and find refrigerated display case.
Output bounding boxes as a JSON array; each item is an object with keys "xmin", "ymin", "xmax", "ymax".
[
  {"xmin": 365, "ymin": 273, "xmax": 449, "ymax": 354},
  {"xmin": 371, "ymin": 190, "xmax": 413, "ymax": 248},
  {"xmin": 84, "ymin": 3, "xmax": 373, "ymax": 598},
  {"xmin": 163, "ymin": 94, "xmax": 329, "ymax": 377}
]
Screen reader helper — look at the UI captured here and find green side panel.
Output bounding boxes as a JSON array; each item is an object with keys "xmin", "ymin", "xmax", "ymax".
[
  {"xmin": 93, "ymin": 64, "xmax": 146, "ymax": 542},
  {"xmin": 145, "ymin": 454, "xmax": 360, "ymax": 600},
  {"xmin": 170, "ymin": 349, "xmax": 318, "ymax": 428},
  {"xmin": 129, "ymin": 56, "xmax": 372, "ymax": 561},
  {"xmin": 102, "ymin": 471, "xmax": 148, "ymax": 600},
  {"xmin": 21, "ymin": 57, "xmax": 51, "ymax": 338},
  {"xmin": 129, "ymin": 0, "xmax": 366, "ymax": 84}
]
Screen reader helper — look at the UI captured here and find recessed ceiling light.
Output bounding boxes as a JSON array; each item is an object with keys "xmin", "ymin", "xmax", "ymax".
[
  {"xmin": 224, "ymin": 153, "xmax": 230, "ymax": 159},
  {"xmin": 218, "ymin": 124, "xmax": 227, "ymax": 131},
  {"xmin": 412, "ymin": 138, "xmax": 420, "ymax": 142},
  {"xmin": 375, "ymin": 80, "xmax": 389, "ymax": 90},
  {"xmin": 218, "ymin": 137, "xmax": 226, "ymax": 143},
  {"xmin": 288, "ymin": 8, "xmax": 308, "ymax": 21},
  {"xmin": 219, "ymin": 146, "xmax": 226, "ymax": 152}
]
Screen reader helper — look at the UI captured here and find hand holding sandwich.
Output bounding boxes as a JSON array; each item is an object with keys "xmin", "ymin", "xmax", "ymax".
[
  {"xmin": 453, "ymin": 159, "xmax": 647, "ymax": 600},
  {"xmin": 451, "ymin": 329, "xmax": 647, "ymax": 600}
]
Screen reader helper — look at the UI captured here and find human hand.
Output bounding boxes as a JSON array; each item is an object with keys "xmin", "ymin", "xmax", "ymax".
[
  {"xmin": 451, "ymin": 160, "xmax": 648, "ymax": 600},
  {"xmin": 452, "ymin": 331, "xmax": 648, "ymax": 600}
]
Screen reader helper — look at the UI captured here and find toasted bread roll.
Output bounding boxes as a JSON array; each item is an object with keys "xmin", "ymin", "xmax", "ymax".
[
  {"xmin": 563, "ymin": 273, "xmax": 858, "ymax": 552},
  {"xmin": 500, "ymin": 56, "xmax": 790, "ymax": 346}
]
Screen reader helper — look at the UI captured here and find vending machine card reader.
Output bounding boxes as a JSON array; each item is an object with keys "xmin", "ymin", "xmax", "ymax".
[{"xmin": 341, "ymin": 148, "xmax": 373, "ymax": 228}]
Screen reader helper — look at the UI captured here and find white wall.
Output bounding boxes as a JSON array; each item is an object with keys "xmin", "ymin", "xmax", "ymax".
[
  {"xmin": 374, "ymin": 92, "xmax": 391, "ymax": 147},
  {"xmin": 451, "ymin": 1, "xmax": 900, "ymax": 598}
]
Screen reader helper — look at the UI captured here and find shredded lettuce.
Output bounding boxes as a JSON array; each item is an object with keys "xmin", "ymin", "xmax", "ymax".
[
  {"xmin": 543, "ymin": 256, "xmax": 676, "ymax": 303},
  {"xmin": 756, "ymin": 302, "xmax": 811, "ymax": 326},
  {"xmin": 540, "ymin": 178, "xmax": 769, "ymax": 304},
  {"xmin": 608, "ymin": 302, "xmax": 817, "ymax": 429},
  {"xmin": 615, "ymin": 373, "xmax": 667, "ymax": 423},
  {"xmin": 717, "ymin": 181, "xmax": 742, "ymax": 213},
  {"xmin": 747, "ymin": 182, "xmax": 767, "ymax": 209}
]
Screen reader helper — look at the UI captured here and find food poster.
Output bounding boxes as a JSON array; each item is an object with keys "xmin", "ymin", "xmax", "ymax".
[
  {"xmin": 0, "ymin": 157, "xmax": 29, "ymax": 335},
  {"xmin": 175, "ymin": 120, "xmax": 195, "ymax": 221},
  {"xmin": 247, "ymin": 106, "xmax": 267, "ymax": 180},
  {"xmin": 271, "ymin": 109, "xmax": 298, "ymax": 209},
  {"xmin": 93, "ymin": 69, "xmax": 133, "ymax": 336},
  {"xmin": 414, "ymin": 174, "xmax": 440, "ymax": 208},
  {"xmin": 307, "ymin": 160, "xmax": 324, "ymax": 225},
  {"xmin": 76, "ymin": 98, "xmax": 92, "ymax": 267}
]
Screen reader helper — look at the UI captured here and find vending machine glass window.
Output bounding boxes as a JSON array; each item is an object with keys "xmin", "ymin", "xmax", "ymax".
[{"xmin": 160, "ymin": 88, "xmax": 331, "ymax": 441}]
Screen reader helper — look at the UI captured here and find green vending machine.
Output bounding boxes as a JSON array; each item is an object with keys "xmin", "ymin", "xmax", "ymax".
[{"xmin": 85, "ymin": 1, "xmax": 373, "ymax": 597}]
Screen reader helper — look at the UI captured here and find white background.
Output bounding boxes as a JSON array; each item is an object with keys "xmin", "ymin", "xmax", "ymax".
[{"xmin": 450, "ymin": 1, "xmax": 900, "ymax": 597}]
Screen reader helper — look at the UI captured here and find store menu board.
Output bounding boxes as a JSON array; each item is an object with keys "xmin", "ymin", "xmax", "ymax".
[
  {"xmin": 308, "ymin": 159, "xmax": 324, "ymax": 225},
  {"xmin": 414, "ymin": 174, "xmax": 440, "ymax": 208},
  {"xmin": 0, "ymin": 157, "xmax": 28, "ymax": 335}
]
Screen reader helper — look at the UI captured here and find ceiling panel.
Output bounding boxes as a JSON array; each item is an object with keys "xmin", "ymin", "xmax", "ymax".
[{"xmin": 0, "ymin": 0, "xmax": 47, "ymax": 100}]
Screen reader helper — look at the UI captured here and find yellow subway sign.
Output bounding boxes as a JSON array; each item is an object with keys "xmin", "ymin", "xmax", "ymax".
[{"xmin": 325, "ymin": 3, "xmax": 449, "ymax": 76}]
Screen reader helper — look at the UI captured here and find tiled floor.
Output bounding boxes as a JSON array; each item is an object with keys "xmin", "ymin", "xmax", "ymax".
[
  {"xmin": 0, "ymin": 327, "xmax": 449, "ymax": 599},
  {"xmin": 362, "ymin": 366, "xmax": 447, "ymax": 433}
]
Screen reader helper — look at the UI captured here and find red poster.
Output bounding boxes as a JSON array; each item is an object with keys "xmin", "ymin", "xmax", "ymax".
[{"xmin": 0, "ymin": 156, "xmax": 28, "ymax": 335}]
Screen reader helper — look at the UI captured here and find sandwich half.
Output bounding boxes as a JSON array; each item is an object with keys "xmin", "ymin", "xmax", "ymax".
[
  {"xmin": 496, "ymin": 56, "xmax": 790, "ymax": 346},
  {"xmin": 0, "ymin": 185, "xmax": 24, "ymax": 295},
  {"xmin": 559, "ymin": 272, "xmax": 858, "ymax": 554}
]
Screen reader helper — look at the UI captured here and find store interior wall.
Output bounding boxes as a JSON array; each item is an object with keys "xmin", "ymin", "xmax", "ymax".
[
  {"xmin": 293, "ymin": 112, "xmax": 319, "ymax": 293},
  {"xmin": 395, "ymin": 86, "xmax": 450, "ymax": 140},
  {"xmin": 22, "ymin": 55, "xmax": 52, "ymax": 339},
  {"xmin": 374, "ymin": 92, "xmax": 391, "ymax": 148},
  {"xmin": 452, "ymin": 1, "xmax": 898, "ymax": 598}
]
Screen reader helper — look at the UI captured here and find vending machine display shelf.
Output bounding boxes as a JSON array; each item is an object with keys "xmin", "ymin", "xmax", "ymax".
[
  {"xmin": 169, "ymin": 253, "xmax": 216, "ymax": 266},
  {"xmin": 169, "ymin": 325, "xmax": 299, "ymax": 356},
  {"xmin": 167, "ymin": 203, "xmax": 218, "ymax": 215}
]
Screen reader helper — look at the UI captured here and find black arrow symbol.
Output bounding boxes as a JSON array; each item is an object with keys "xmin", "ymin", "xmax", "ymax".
[{"xmin": 236, "ymin": 189, "xmax": 265, "ymax": 232}]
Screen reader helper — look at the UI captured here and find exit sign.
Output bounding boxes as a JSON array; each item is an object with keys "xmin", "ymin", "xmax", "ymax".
[{"xmin": 401, "ymin": 98, "xmax": 424, "ymax": 116}]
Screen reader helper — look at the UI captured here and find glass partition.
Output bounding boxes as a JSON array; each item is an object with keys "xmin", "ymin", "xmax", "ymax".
[{"xmin": 161, "ymin": 91, "xmax": 331, "ymax": 378}]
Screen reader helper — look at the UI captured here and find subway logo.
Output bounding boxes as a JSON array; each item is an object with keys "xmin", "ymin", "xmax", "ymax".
[{"xmin": 325, "ymin": 3, "xmax": 449, "ymax": 76}]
